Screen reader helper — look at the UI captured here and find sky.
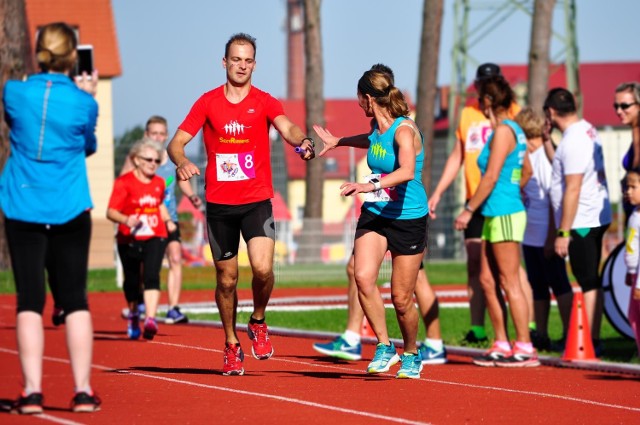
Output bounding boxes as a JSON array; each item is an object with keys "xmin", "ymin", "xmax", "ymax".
[{"xmin": 111, "ymin": 0, "xmax": 640, "ymax": 138}]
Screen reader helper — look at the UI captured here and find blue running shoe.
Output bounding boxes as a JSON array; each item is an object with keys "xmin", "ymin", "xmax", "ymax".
[
  {"xmin": 313, "ymin": 336, "xmax": 362, "ymax": 360},
  {"xmin": 396, "ymin": 352, "xmax": 423, "ymax": 379},
  {"xmin": 127, "ymin": 312, "xmax": 141, "ymax": 340},
  {"xmin": 367, "ymin": 342, "xmax": 400, "ymax": 374},
  {"xmin": 165, "ymin": 306, "xmax": 189, "ymax": 324},
  {"xmin": 418, "ymin": 343, "xmax": 447, "ymax": 365}
]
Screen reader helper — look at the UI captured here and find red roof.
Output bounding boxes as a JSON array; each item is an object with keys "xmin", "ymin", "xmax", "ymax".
[
  {"xmin": 25, "ymin": 0, "xmax": 122, "ymax": 78},
  {"xmin": 487, "ymin": 62, "xmax": 640, "ymax": 127},
  {"xmin": 272, "ymin": 191, "xmax": 291, "ymax": 221},
  {"xmin": 177, "ymin": 196, "xmax": 204, "ymax": 221}
]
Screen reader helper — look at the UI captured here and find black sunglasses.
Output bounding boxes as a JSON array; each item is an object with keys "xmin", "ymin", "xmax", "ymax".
[
  {"xmin": 138, "ymin": 156, "xmax": 161, "ymax": 164},
  {"xmin": 613, "ymin": 102, "xmax": 638, "ymax": 111}
]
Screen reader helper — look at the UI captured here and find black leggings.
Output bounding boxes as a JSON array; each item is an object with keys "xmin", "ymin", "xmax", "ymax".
[
  {"xmin": 568, "ymin": 225, "xmax": 609, "ymax": 292},
  {"xmin": 5, "ymin": 211, "xmax": 91, "ymax": 315},
  {"xmin": 117, "ymin": 238, "xmax": 166, "ymax": 303}
]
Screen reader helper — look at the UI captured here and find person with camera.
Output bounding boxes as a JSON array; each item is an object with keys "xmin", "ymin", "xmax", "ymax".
[
  {"xmin": 167, "ymin": 33, "xmax": 314, "ymax": 376},
  {"xmin": 0, "ymin": 22, "xmax": 101, "ymax": 413}
]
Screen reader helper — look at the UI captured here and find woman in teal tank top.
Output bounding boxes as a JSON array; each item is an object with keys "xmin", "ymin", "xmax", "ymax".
[
  {"xmin": 454, "ymin": 76, "xmax": 539, "ymax": 367},
  {"xmin": 312, "ymin": 67, "xmax": 428, "ymax": 378}
]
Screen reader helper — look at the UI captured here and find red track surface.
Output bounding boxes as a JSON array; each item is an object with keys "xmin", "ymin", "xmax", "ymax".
[{"xmin": 1, "ymin": 289, "xmax": 640, "ymax": 424}]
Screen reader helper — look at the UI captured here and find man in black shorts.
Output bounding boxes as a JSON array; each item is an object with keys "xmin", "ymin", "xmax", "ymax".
[{"xmin": 167, "ymin": 33, "xmax": 314, "ymax": 375}]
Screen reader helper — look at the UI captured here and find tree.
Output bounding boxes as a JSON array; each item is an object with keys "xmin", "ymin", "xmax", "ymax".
[
  {"xmin": 0, "ymin": 0, "xmax": 32, "ymax": 269},
  {"xmin": 527, "ymin": 0, "xmax": 556, "ymax": 111},
  {"xmin": 113, "ymin": 126, "xmax": 144, "ymax": 176},
  {"xmin": 297, "ymin": 0, "xmax": 325, "ymax": 263},
  {"xmin": 414, "ymin": 0, "xmax": 443, "ymax": 192}
]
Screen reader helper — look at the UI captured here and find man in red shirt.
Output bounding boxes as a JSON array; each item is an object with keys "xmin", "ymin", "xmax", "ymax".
[{"xmin": 168, "ymin": 33, "xmax": 314, "ymax": 376}]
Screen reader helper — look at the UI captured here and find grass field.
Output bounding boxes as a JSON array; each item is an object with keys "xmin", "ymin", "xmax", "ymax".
[{"xmin": 1, "ymin": 261, "xmax": 637, "ymax": 363}]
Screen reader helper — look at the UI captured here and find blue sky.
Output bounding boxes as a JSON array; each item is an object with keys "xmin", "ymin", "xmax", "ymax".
[{"xmin": 111, "ymin": 0, "xmax": 640, "ymax": 138}]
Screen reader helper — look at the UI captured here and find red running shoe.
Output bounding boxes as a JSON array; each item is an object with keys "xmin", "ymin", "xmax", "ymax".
[
  {"xmin": 223, "ymin": 343, "xmax": 245, "ymax": 376},
  {"xmin": 247, "ymin": 321, "xmax": 274, "ymax": 360}
]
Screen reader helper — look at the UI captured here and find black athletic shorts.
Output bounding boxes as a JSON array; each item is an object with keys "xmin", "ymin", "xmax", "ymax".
[
  {"xmin": 6, "ymin": 211, "xmax": 91, "ymax": 314},
  {"xmin": 167, "ymin": 226, "xmax": 181, "ymax": 244},
  {"xmin": 464, "ymin": 207, "xmax": 484, "ymax": 240},
  {"xmin": 206, "ymin": 199, "xmax": 275, "ymax": 261},
  {"xmin": 356, "ymin": 209, "xmax": 427, "ymax": 255},
  {"xmin": 568, "ymin": 224, "xmax": 609, "ymax": 292}
]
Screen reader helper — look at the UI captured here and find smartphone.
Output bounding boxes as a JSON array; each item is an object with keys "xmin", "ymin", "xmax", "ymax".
[{"xmin": 73, "ymin": 44, "xmax": 94, "ymax": 79}]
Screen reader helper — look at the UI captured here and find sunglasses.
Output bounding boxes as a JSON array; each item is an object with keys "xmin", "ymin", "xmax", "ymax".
[
  {"xmin": 138, "ymin": 156, "xmax": 161, "ymax": 164},
  {"xmin": 613, "ymin": 102, "xmax": 638, "ymax": 111}
]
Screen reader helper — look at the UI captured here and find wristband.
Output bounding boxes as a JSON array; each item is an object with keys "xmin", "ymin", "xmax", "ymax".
[
  {"xmin": 464, "ymin": 204, "xmax": 474, "ymax": 213},
  {"xmin": 373, "ymin": 180, "xmax": 382, "ymax": 191},
  {"xmin": 557, "ymin": 229, "xmax": 570, "ymax": 237},
  {"xmin": 302, "ymin": 137, "xmax": 315, "ymax": 148}
]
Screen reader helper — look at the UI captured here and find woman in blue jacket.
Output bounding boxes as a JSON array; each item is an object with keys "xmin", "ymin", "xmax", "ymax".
[{"xmin": 0, "ymin": 22, "xmax": 101, "ymax": 413}]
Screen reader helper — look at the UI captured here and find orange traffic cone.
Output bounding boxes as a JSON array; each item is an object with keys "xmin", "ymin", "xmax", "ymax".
[
  {"xmin": 562, "ymin": 291, "xmax": 598, "ymax": 361},
  {"xmin": 361, "ymin": 316, "xmax": 376, "ymax": 338}
]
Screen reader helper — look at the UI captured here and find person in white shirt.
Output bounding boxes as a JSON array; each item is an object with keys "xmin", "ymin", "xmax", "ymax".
[
  {"xmin": 544, "ymin": 88, "xmax": 612, "ymax": 355},
  {"xmin": 623, "ymin": 167, "xmax": 640, "ymax": 358},
  {"xmin": 516, "ymin": 107, "xmax": 573, "ymax": 351}
]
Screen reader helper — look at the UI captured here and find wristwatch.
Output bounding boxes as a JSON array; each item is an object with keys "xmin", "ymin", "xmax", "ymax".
[{"xmin": 557, "ymin": 229, "xmax": 570, "ymax": 237}]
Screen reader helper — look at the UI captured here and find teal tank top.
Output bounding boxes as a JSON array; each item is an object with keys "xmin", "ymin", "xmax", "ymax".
[
  {"xmin": 364, "ymin": 117, "xmax": 428, "ymax": 219},
  {"xmin": 477, "ymin": 119, "xmax": 526, "ymax": 217}
]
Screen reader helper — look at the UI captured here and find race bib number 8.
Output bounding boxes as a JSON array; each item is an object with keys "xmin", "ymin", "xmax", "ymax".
[{"xmin": 216, "ymin": 152, "xmax": 256, "ymax": 181}]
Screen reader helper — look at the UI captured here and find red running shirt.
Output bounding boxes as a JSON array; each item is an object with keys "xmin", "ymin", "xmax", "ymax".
[
  {"xmin": 178, "ymin": 85, "xmax": 285, "ymax": 205},
  {"xmin": 108, "ymin": 171, "xmax": 168, "ymax": 243}
]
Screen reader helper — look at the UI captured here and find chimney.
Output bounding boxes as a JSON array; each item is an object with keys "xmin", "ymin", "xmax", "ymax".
[{"xmin": 287, "ymin": 0, "xmax": 305, "ymax": 100}]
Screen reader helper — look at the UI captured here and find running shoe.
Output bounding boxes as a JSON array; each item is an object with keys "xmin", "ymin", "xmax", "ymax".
[
  {"xmin": 495, "ymin": 346, "xmax": 540, "ymax": 368},
  {"xmin": 120, "ymin": 303, "xmax": 147, "ymax": 320},
  {"xmin": 396, "ymin": 352, "xmax": 423, "ymax": 379},
  {"xmin": 143, "ymin": 317, "xmax": 158, "ymax": 340},
  {"xmin": 127, "ymin": 312, "xmax": 141, "ymax": 340},
  {"xmin": 52, "ymin": 306, "xmax": 65, "ymax": 327},
  {"xmin": 418, "ymin": 343, "xmax": 447, "ymax": 365},
  {"xmin": 462, "ymin": 330, "xmax": 488, "ymax": 345},
  {"xmin": 70, "ymin": 391, "xmax": 101, "ymax": 413},
  {"xmin": 11, "ymin": 392, "xmax": 43, "ymax": 415},
  {"xmin": 223, "ymin": 343, "xmax": 245, "ymax": 376},
  {"xmin": 472, "ymin": 343, "xmax": 512, "ymax": 367},
  {"xmin": 165, "ymin": 306, "xmax": 189, "ymax": 324},
  {"xmin": 313, "ymin": 336, "xmax": 362, "ymax": 360},
  {"xmin": 247, "ymin": 321, "xmax": 274, "ymax": 360},
  {"xmin": 367, "ymin": 342, "xmax": 400, "ymax": 374}
]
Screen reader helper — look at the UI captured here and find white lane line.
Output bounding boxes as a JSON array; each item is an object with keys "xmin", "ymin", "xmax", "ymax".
[
  {"xmin": 0, "ymin": 347, "xmax": 429, "ymax": 425},
  {"xmin": 93, "ymin": 339, "xmax": 640, "ymax": 414}
]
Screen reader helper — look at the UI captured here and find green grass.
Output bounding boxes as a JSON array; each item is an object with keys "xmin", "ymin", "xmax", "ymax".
[
  {"xmin": 190, "ymin": 305, "xmax": 639, "ymax": 364},
  {"xmin": 0, "ymin": 261, "xmax": 468, "ymax": 294}
]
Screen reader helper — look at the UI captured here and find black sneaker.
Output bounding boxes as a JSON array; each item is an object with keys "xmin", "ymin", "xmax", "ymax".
[
  {"xmin": 11, "ymin": 392, "xmax": 43, "ymax": 414},
  {"xmin": 462, "ymin": 330, "xmax": 488, "ymax": 345},
  {"xmin": 71, "ymin": 391, "xmax": 101, "ymax": 413}
]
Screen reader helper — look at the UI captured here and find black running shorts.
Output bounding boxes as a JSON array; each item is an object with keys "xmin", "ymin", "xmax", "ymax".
[
  {"xmin": 356, "ymin": 209, "xmax": 427, "ymax": 255},
  {"xmin": 206, "ymin": 199, "xmax": 275, "ymax": 261}
]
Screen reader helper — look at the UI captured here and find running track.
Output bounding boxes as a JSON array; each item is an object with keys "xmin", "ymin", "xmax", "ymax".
[{"xmin": 1, "ymin": 288, "xmax": 639, "ymax": 424}]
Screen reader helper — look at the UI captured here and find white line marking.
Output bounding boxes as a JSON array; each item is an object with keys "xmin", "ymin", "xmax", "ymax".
[{"xmin": 0, "ymin": 347, "xmax": 429, "ymax": 425}]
